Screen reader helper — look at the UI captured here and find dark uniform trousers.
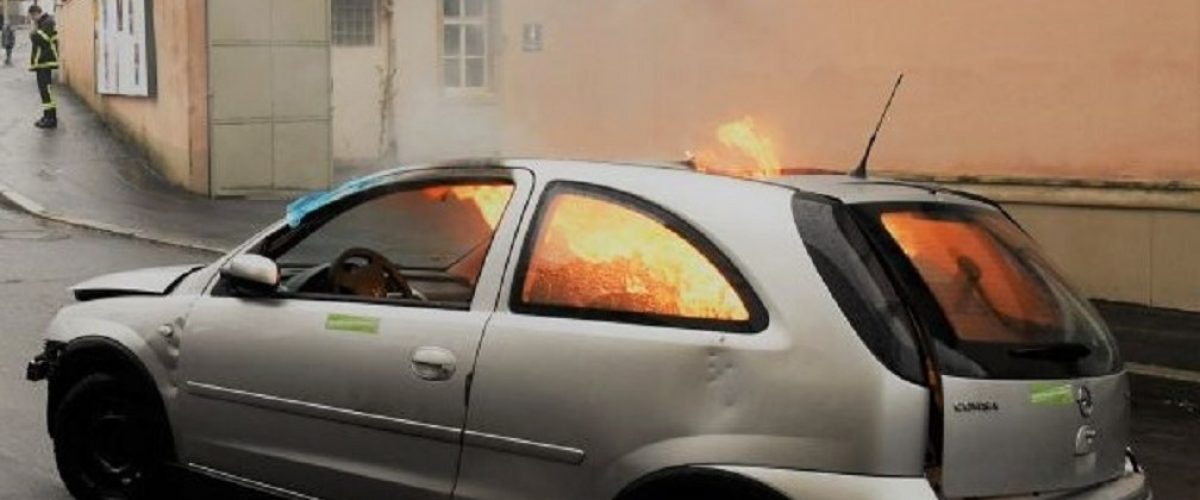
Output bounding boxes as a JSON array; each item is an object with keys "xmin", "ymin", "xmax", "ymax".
[{"xmin": 36, "ymin": 69, "xmax": 55, "ymax": 114}]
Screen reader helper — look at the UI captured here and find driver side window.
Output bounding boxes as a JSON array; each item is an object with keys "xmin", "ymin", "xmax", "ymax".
[{"xmin": 267, "ymin": 180, "xmax": 515, "ymax": 308}]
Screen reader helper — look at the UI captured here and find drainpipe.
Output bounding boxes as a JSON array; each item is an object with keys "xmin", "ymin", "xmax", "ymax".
[{"xmin": 377, "ymin": 0, "xmax": 398, "ymax": 165}]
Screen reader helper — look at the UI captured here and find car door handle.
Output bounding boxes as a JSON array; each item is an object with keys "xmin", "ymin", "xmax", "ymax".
[{"xmin": 411, "ymin": 347, "xmax": 457, "ymax": 381}]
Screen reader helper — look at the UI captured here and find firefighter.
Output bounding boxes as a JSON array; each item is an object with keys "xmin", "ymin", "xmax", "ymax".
[{"xmin": 28, "ymin": 5, "xmax": 59, "ymax": 129}]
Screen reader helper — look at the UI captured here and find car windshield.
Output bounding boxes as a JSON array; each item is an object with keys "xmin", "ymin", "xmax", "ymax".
[{"xmin": 861, "ymin": 204, "xmax": 1120, "ymax": 379}]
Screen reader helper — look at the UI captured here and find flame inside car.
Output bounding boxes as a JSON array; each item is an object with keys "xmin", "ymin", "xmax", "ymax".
[
  {"xmin": 881, "ymin": 211, "xmax": 1058, "ymax": 342},
  {"xmin": 522, "ymin": 193, "xmax": 749, "ymax": 320},
  {"xmin": 423, "ymin": 184, "xmax": 515, "ymax": 229},
  {"xmin": 691, "ymin": 117, "xmax": 783, "ymax": 178}
]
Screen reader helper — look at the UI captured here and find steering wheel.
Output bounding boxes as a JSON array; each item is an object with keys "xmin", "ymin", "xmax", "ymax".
[{"xmin": 330, "ymin": 247, "xmax": 415, "ymax": 299}]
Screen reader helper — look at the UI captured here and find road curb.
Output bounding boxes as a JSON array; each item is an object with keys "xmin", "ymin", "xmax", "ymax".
[
  {"xmin": 0, "ymin": 180, "xmax": 227, "ymax": 255},
  {"xmin": 1127, "ymin": 363, "xmax": 1200, "ymax": 385}
]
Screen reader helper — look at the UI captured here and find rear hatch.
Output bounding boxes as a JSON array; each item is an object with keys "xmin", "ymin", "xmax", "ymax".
[{"xmin": 853, "ymin": 202, "xmax": 1128, "ymax": 497}]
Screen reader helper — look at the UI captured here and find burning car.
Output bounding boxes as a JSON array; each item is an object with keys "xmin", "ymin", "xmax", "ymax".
[{"xmin": 27, "ymin": 159, "xmax": 1148, "ymax": 499}]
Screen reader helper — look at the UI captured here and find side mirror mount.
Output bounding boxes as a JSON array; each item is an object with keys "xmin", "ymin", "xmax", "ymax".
[{"xmin": 220, "ymin": 254, "xmax": 280, "ymax": 296}]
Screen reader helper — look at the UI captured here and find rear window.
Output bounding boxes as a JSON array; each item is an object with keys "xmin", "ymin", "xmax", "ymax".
[{"xmin": 860, "ymin": 204, "xmax": 1120, "ymax": 379}]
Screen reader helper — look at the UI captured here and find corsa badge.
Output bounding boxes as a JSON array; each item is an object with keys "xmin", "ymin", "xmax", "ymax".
[{"xmin": 952, "ymin": 400, "xmax": 1000, "ymax": 413}]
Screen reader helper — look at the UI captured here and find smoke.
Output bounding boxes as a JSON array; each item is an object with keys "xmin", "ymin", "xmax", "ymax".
[{"xmin": 334, "ymin": 0, "xmax": 1200, "ymax": 181}]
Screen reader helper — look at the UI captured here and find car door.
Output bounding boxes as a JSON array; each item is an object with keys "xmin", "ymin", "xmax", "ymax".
[
  {"xmin": 176, "ymin": 168, "xmax": 532, "ymax": 499},
  {"xmin": 454, "ymin": 182, "xmax": 772, "ymax": 500}
]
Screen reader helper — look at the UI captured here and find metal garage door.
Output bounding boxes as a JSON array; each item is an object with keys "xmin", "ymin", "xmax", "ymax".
[{"xmin": 209, "ymin": 0, "xmax": 332, "ymax": 196}]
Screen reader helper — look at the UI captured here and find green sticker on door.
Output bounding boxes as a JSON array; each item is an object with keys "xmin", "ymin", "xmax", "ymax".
[
  {"xmin": 325, "ymin": 313, "xmax": 380, "ymax": 335},
  {"xmin": 1029, "ymin": 382, "xmax": 1073, "ymax": 406}
]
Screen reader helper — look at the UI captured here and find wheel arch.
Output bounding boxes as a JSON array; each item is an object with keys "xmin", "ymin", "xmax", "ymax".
[
  {"xmin": 614, "ymin": 466, "xmax": 789, "ymax": 500},
  {"xmin": 48, "ymin": 336, "xmax": 174, "ymax": 453}
]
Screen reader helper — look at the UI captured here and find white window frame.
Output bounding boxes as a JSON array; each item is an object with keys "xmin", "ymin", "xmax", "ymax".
[{"xmin": 440, "ymin": 0, "xmax": 492, "ymax": 96}]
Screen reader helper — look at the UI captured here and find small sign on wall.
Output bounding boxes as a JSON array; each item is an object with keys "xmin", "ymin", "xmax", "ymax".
[
  {"xmin": 95, "ymin": 0, "xmax": 156, "ymax": 97},
  {"xmin": 522, "ymin": 23, "xmax": 543, "ymax": 52}
]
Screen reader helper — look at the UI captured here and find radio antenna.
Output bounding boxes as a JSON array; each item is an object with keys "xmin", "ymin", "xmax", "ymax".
[{"xmin": 850, "ymin": 73, "xmax": 905, "ymax": 178}]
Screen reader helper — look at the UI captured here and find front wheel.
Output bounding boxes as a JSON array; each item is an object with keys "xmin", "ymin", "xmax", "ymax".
[{"xmin": 53, "ymin": 373, "xmax": 174, "ymax": 500}]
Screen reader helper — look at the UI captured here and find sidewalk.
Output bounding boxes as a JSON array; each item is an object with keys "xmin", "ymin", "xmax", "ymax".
[{"xmin": 0, "ymin": 37, "xmax": 285, "ymax": 254}]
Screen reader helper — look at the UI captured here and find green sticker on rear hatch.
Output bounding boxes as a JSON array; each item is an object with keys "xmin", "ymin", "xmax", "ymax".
[
  {"xmin": 325, "ymin": 313, "xmax": 380, "ymax": 335},
  {"xmin": 1029, "ymin": 382, "xmax": 1073, "ymax": 406}
]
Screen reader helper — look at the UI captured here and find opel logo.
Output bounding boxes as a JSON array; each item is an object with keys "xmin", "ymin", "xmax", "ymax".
[{"xmin": 1076, "ymin": 385, "xmax": 1095, "ymax": 418}]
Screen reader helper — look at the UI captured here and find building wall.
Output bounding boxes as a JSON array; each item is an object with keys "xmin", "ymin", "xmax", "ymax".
[
  {"xmin": 1011, "ymin": 205, "xmax": 1200, "ymax": 311},
  {"xmin": 390, "ymin": 0, "xmax": 504, "ymax": 163},
  {"xmin": 328, "ymin": 0, "xmax": 397, "ymax": 168},
  {"xmin": 940, "ymin": 181, "xmax": 1200, "ymax": 312},
  {"xmin": 332, "ymin": 44, "xmax": 387, "ymax": 164},
  {"xmin": 490, "ymin": 0, "xmax": 1199, "ymax": 181},
  {"xmin": 57, "ymin": 0, "xmax": 209, "ymax": 193},
  {"xmin": 375, "ymin": 0, "xmax": 1199, "ymax": 310},
  {"xmin": 382, "ymin": 0, "xmax": 1198, "ymax": 181}
]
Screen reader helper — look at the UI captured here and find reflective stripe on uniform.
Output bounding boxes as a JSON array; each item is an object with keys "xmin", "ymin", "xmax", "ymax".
[{"xmin": 31, "ymin": 30, "xmax": 60, "ymax": 68}]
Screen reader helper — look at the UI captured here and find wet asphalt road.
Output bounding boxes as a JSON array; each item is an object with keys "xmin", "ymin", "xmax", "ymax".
[
  {"xmin": 1128, "ymin": 375, "xmax": 1200, "ymax": 499},
  {"xmin": 0, "ymin": 203, "xmax": 215, "ymax": 499},
  {"xmin": 0, "ymin": 204, "xmax": 1196, "ymax": 499}
]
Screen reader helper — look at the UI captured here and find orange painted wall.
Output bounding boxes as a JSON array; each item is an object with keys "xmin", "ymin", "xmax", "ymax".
[
  {"xmin": 57, "ymin": 0, "xmax": 209, "ymax": 193},
  {"xmin": 481, "ymin": 0, "xmax": 1199, "ymax": 181}
]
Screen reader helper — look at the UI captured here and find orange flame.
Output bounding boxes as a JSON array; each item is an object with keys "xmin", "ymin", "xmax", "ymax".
[
  {"xmin": 423, "ymin": 184, "xmax": 514, "ymax": 229},
  {"xmin": 522, "ymin": 193, "xmax": 749, "ymax": 321},
  {"xmin": 692, "ymin": 117, "xmax": 783, "ymax": 178},
  {"xmin": 881, "ymin": 212, "xmax": 1056, "ymax": 341}
]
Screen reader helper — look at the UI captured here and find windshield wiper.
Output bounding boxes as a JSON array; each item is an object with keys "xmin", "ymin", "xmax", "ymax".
[{"xmin": 1008, "ymin": 342, "xmax": 1092, "ymax": 361}]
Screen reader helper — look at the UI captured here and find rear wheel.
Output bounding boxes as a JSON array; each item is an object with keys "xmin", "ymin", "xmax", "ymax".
[
  {"xmin": 619, "ymin": 470, "xmax": 788, "ymax": 500},
  {"xmin": 53, "ymin": 373, "xmax": 174, "ymax": 500}
]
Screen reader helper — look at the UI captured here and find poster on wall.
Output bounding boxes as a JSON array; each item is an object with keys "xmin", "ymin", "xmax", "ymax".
[{"xmin": 95, "ymin": 0, "xmax": 156, "ymax": 97}]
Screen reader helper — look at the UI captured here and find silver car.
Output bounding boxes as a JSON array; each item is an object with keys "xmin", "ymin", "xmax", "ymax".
[{"xmin": 27, "ymin": 160, "xmax": 1150, "ymax": 499}]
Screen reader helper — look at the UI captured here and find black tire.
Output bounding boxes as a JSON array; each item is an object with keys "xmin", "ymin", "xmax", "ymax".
[
  {"xmin": 53, "ymin": 373, "xmax": 175, "ymax": 500},
  {"xmin": 619, "ymin": 470, "xmax": 788, "ymax": 500}
]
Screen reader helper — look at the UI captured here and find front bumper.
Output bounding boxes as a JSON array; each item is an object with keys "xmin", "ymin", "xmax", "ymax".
[{"xmin": 25, "ymin": 341, "xmax": 64, "ymax": 382}]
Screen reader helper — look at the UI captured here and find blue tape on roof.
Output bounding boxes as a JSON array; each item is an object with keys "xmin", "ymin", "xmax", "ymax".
[{"xmin": 285, "ymin": 171, "xmax": 398, "ymax": 227}]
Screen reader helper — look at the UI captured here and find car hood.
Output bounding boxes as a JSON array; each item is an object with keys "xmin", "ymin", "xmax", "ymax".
[{"xmin": 72, "ymin": 264, "xmax": 205, "ymax": 302}]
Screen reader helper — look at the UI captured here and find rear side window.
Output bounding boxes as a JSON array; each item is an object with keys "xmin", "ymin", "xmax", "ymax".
[
  {"xmin": 793, "ymin": 195, "xmax": 925, "ymax": 383},
  {"xmin": 512, "ymin": 183, "xmax": 765, "ymax": 332}
]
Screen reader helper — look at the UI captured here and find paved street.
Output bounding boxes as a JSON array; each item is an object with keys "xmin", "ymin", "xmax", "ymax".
[
  {"xmin": 0, "ymin": 203, "xmax": 213, "ymax": 499},
  {"xmin": 1127, "ymin": 375, "xmax": 1200, "ymax": 498}
]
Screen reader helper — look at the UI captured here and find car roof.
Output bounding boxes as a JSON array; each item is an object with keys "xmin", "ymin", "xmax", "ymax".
[{"xmin": 397, "ymin": 158, "xmax": 999, "ymax": 211}]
